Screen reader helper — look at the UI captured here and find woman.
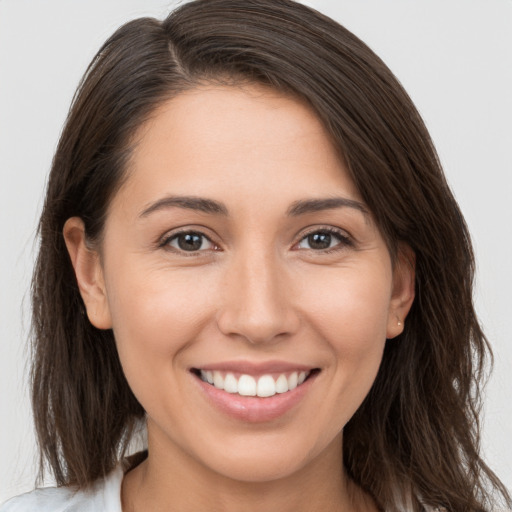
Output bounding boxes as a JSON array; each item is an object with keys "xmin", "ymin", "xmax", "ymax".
[{"xmin": 1, "ymin": 0, "xmax": 510, "ymax": 510}]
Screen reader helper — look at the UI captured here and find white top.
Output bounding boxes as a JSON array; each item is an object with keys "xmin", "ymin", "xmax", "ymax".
[
  {"xmin": 0, "ymin": 465, "xmax": 124, "ymax": 512},
  {"xmin": 1, "ymin": 466, "xmax": 499, "ymax": 512}
]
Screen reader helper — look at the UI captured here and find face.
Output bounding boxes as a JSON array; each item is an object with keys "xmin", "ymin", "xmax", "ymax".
[{"xmin": 66, "ymin": 84, "xmax": 414, "ymax": 483}]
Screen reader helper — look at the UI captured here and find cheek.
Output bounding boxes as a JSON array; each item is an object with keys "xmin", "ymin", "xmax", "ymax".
[
  {"xmin": 103, "ymin": 266, "xmax": 224, "ymax": 433},
  {"xmin": 298, "ymin": 263, "xmax": 392, "ymax": 412},
  {"xmin": 302, "ymin": 263, "xmax": 392, "ymax": 347},
  {"xmin": 103, "ymin": 263, "xmax": 217, "ymax": 386}
]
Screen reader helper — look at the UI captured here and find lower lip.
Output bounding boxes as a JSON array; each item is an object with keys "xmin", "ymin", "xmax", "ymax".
[{"xmin": 193, "ymin": 372, "xmax": 318, "ymax": 423}]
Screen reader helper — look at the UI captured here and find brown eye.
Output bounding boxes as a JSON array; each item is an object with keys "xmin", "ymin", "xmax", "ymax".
[
  {"xmin": 166, "ymin": 232, "xmax": 215, "ymax": 252},
  {"xmin": 306, "ymin": 232, "xmax": 333, "ymax": 250},
  {"xmin": 296, "ymin": 229, "xmax": 351, "ymax": 251}
]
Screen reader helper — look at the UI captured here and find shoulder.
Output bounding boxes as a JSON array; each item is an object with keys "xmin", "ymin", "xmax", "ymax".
[
  {"xmin": 0, "ymin": 486, "xmax": 78, "ymax": 512},
  {"xmin": 0, "ymin": 465, "xmax": 124, "ymax": 512}
]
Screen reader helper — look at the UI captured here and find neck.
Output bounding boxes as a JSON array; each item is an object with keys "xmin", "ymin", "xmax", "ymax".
[{"xmin": 121, "ymin": 426, "xmax": 377, "ymax": 512}]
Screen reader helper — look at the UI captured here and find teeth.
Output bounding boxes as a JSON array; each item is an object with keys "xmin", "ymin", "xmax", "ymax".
[
  {"xmin": 213, "ymin": 371, "xmax": 224, "ymax": 389},
  {"xmin": 238, "ymin": 374, "xmax": 257, "ymax": 396},
  {"xmin": 199, "ymin": 370, "xmax": 311, "ymax": 397},
  {"xmin": 257, "ymin": 375, "xmax": 276, "ymax": 397},
  {"xmin": 288, "ymin": 372, "xmax": 298, "ymax": 391},
  {"xmin": 275, "ymin": 374, "xmax": 288, "ymax": 393},
  {"xmin": 223, "ymin": 373, "xmax": 238, "ymax": 394}
]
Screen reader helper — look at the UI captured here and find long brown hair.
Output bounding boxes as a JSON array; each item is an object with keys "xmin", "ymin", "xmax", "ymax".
[{"xmin": 31, "ymin": 1, "xmax": 511, "ymax": 510}]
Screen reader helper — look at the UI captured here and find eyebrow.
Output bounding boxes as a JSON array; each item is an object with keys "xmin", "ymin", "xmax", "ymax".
[
  {"xmin": 140, "ymin": 196, "xmax": 229, "ymax": 217},
  {"xmin": 139, "ymin": 195, "xmax": 368, "ymax": 218},
  {"xmin": 286, "ymin": 197, "xmax": 369, "ymax": 217}
]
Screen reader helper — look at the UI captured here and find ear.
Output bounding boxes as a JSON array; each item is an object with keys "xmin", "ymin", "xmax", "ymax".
[
  {"xmin": 386, "ymin": 244, "xmax": 415, "ymax": 339},
  {"xmin": 63, "ymin": 217, "xmax": 112, "ymax": 329}
]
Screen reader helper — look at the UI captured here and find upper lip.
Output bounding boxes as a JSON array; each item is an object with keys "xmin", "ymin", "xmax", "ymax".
[{"xmin": 191, "ymin": 360, "xmax": 317, "ymax": 375}]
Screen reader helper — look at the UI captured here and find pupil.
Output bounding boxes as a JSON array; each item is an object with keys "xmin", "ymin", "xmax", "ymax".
[
  {"xmin": 178, "ymin": 233, "xmax": 202, "ymax": 251},
  {"xmin": 309, "ymin": 233, "xmax": 331, "ymax": 249}
]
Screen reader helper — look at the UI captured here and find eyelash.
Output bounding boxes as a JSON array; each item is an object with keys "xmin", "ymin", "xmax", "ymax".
[
  {"xmin": 159, "ymin": 229, "xmax": 218, "ymax": 257},
  {"xmin": 295, "ymin": 227, "xmax": 353, "ymax": 254},
  {"xmin": 159, "ymin": 227, "xmax": 353, "ymax": 256}
]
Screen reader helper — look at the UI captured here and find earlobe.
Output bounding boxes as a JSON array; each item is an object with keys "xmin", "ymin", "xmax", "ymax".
[
  {"xmin": 63, "ymin": 217, "xmax": 112, "ymax": 330},
  {"xmin": 386, "ymin": 244, "xmax": 415, "ymax": 339}
]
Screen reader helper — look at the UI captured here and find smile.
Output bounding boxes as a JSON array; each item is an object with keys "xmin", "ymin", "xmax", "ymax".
[{"xmin": 198, "ymin": 370, "xmax": 310, "ymax": 397}]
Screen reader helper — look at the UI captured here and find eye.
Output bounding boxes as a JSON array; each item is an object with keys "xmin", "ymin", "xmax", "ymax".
[
  {"xmin": 163, "ymin": 231, "xmax": 216, "ymax": 253},
  {"xmin": 296, "ymin": 228, "xmax": 351, "ymax": 251}
]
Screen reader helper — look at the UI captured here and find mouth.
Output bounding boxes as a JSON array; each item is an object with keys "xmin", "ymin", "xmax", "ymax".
[
  {"xmin": 191, "ymin": 368, "xmax": 320, "ymax": 398},
  {"xmin": 190, "ymin": 363, "xmax": 321, "ymax": 422}
]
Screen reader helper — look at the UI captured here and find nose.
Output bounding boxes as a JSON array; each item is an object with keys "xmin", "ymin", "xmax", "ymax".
[{"xmin": 215, "ymin": 248, "xmax": 300, "ymax": 345}]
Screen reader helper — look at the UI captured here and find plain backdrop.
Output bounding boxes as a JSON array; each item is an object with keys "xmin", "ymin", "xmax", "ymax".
[{"xmin": 1, "ymin": 0, "xmax": 511, "ymax": 502}]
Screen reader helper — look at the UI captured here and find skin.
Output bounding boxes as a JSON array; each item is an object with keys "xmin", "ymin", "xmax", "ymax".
[{"xmin": 64, "ymin": 84, "xmax": 415, "ymax": 512}]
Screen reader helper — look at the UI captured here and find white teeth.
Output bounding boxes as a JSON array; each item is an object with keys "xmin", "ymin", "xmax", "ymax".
[
  {"xmin": 275, "ymin": 374, "xmax": 289, "ymax": 393},
  {"xmin": 257, "ymin": 375, "xmax": 276, "ymax": 397},
  {"xmin": 238, "ymin": 374, "xmax": 257, "ymax": 396},
  {"xmin": 224, "ymin": 373, "xmax": 238, "ymax": 393},
  {"xmin": 201, "ymin": 370, "xmax": 215, "ymax": 384},
  {"xmin": 198, "ymin": 369, "xmax": 312, "ymax": 396},
  {"xmin": 213, "ymin": 371, "xmax": 224, "ymax": 389},
  {"xmin": 288, "ymin": 372, "xmax": 298, "ymax": 391}
]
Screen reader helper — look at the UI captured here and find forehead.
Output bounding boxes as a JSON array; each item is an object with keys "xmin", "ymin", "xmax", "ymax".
[{"xmin": 115, "ymin": 84, "xmax": 362, "ymax": 214}]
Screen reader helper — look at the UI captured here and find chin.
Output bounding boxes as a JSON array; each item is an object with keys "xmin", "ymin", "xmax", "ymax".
[
  {"xmin": 206, "ymin": 451, "xmax": 311, "ymax": 483},
  {"xmin": 191, "ymin": 428, "xmax": 342, "ymax": 484}
]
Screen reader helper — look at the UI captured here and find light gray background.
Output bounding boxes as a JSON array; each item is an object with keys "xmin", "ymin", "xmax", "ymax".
[{"xmin": 1, "ymin": 0, "xmax": 511, "ymax": 502}]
